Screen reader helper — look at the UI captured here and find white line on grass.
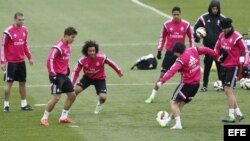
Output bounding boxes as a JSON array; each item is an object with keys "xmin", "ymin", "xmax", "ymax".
[
  {"xmin": 29, "ymin": 42, "xmax": 157, "ymax": 48},
  {"xmin": 131, "ymin": 0, "xmax": 172, "ymax": 19}
]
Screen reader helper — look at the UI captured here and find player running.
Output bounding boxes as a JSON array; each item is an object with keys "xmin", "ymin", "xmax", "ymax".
[{"xmin": 71, "ymin": 40, "xmax": 123, "ymax": 114}]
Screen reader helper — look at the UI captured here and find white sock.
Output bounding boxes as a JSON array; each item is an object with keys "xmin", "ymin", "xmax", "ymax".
[
  {"xmin": 42, "ymin": 110, "xmax": 50, "ymax": 120},
  {"xmin": 229, "ymin": 109, "xmax": 235, "ymax": 118},
  {"xmin": 175, "ymin": 116, "xmax": 182, "ymax": 127},
  {"xmin": 235, "ymin": 108, "xmax": 243, "ymax": 116},
  {"xmin": 150, "ymin": 89, "xmax": 157, "ymax": 99},
  {"xmin": 163, "ymin": 116, "xmax": 171, "ymax": 125},
  {"xmin": 21, "ymin": 99, "xmax": 27, "ymax": 107},
  {"xmin": 4, "ymin": 101, "xmax": 9, "ymax": 108},
  {"xmin": 60, "ymin": 109, "xmax": 69, "ymax": 120}
]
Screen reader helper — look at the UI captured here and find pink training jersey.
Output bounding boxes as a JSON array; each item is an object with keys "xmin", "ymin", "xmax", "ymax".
[
  {"xmin": 0, "ymin": 24, "xmax": 32, "ymax": 64},
  {"xmin": 159, "ymin": 47, "xmax": 218, "ymax": 85},
  {"xmin": 47, "ymin": 38, "xmax": 71, "ymax": 76},
  {"xmin": 214, "ymin": 31, "xmax": 249, "ymax": 67},
  {"xmin": 157, "ymin": 19, "xmax": 194, "ymax": 52},
  {"xmin": 71, "ymin": 53, "xmax": 122, "ymax": 85}
]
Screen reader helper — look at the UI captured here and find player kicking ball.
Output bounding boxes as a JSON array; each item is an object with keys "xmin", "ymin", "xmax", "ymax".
[
  {"xmin": 71, "ymin": 40, "xmax": 123, "ymax": 114},
  {"xmin": 156, "ymin": 42, "xmax": 218, "ymax": 129}
]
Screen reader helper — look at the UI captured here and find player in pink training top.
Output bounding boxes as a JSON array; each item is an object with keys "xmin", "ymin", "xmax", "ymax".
[
  {"xmin": 0, "ymin": 12, "xmax": 33, "ymax": 112},
  {"xmin": 156, "ymin": 42, "xmax": 218, "ymax": 129},
  {"xmin": 71, "ymin": 40, "xmax": 123, "ymax": 114},
  {"xmin": 214, "ymin": 18, "xmax": 249, "ymax": 123},
  {"xmin": 40, "ymin": 27, "xmax": 77, "ymax": 126},
  {"xmin": 145, "ymin": 6, "xmax": 194, "ymax": 103}
]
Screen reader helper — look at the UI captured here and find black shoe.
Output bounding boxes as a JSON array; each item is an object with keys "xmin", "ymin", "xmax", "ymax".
[
  {"xmin": 200, "ymin": 87, "xmax": 207, "ymax": 92},
  {"xmin": 21, "ymin": 105, "xmax": 33, "ymax": 111},
  {"xmin": 4, "ymin": 106, "xmax": 10, "ymax": 112}
]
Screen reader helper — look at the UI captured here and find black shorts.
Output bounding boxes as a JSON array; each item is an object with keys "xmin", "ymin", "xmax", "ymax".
[
  {"xmin": 220, "ymin": 66, "xmax": 239, "ymax": 87},
  {"xmin": 77, "ymin": 75, "xmax": 107, "ymax": 95},
  {"xmin": 171, "ymin": 83, "xmax": 200, "ymax": 103},
  {"xmin": 4, "ymin": 61, "xmax": 26, "ymax": 82},
  {"xmin": 49, "ymin": 74, "xmax": 74, "ymax": 94},
  {"xmin": 161, "ymin": 51, "xmax": 177, "ymax": 73}
]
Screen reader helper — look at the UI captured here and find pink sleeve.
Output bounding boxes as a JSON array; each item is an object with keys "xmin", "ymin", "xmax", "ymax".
[
  {"xmin": 236, "ymin": 39, "xmax": 249, "ymax": 66},
  {"xmin": 0, "ymin": 33, "xmax": 9, "ymax": 64},
  {"xmin": 157, "ymin": 25, "xmax": 168, "ymax": 52},
  {"xmin": 23, "ymin": 31, "xmax": 32, "ymax": 60},
  {"xmin": 159, "ymin": 61, "xmax": 182, "ymax": 84},
  {"xmin": 46, "ymin": 48, "xmax": 59, "ymax": 76},
  {"xmin": 186, "ymin": 25, "xmax": 194, "ymax": 47},
  {"xmin": 105, "ymin": 57, "xmax": 122, "ymax": 75},
  {"xmin": 198, "ymin": 47, "xmax": 218, "ymax": 58},
  {"xmin": 71, "ymin": 61, "xmax": 83, "ymax": 85}
]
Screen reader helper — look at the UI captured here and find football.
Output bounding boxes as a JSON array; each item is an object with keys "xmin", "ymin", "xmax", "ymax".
[
  {"xmin": 243, "ymin": 78, "xmax": 250, "ymax": 90},
  {"xmin": 240, "ymin": 78, "xmax": 247, "ymax": 88},
  {"xmin": 213, "ymin": 80, "xmax": 223, "ymax": 91},
  {"xmin": 157, "ymin": 111, "xmax": 169, "ymax": 120},
  {"xmin": 196, "ymin": 27, "xmax": 207, "ymax": 38}
]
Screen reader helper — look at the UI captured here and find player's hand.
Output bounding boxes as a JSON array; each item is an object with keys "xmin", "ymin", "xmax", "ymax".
[
  {"xmin": 118, "ymin": 71, "xmax": 123, "ymax": 77},
  {"xmin": 29, "ymin": 59, "xmax": 34, "ymax": 65},
  {"xmin": 157, "ymin": 51, "xmax": 161, "ymax": 60},
  {"xmin": 66, "ymin": 67, "xmax": 70, "ymax": 76},
  {"xmin": 242, "ymin": 66, "xmax": 248, "ymax": 78},
  {"xmin": 0, "ymin": 63, "xmax": 6, "ymax": 71},
  {"xmin": 51, "ymin": 75, "xmax": 59, "ymax": 84},
  {"xmin": 217, "ymin": 48, "xmax": 228, "ymax": 63}
]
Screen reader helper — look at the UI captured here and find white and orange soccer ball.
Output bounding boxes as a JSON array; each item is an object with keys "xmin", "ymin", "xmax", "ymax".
[
  {"xmin": 157, "ymin": 111, "xmax": 169, "ymax": 120},
  {"xmin": 196, "ymin": 27, "xmax": 207, "ymax": 38}
]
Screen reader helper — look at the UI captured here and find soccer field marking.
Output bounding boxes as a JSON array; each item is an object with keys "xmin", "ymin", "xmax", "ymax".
[
  {"xmin": 0, "ymin": 82, "xmax": 218, "ymax": 88},
  {"xmin": 131, "ymin": 0, "xmax": 172, "ymax": 19},
  {"xmin": 29, "ymin": 42, "xmax": 157, "ymax": 48}
]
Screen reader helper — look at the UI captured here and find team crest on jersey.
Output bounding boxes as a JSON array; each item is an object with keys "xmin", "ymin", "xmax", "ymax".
[
  {"xmin": 96, "ymin": 62, "xmax": 100, "ymax": 66},
  {"xmin": 207, "ymin": 19, "xmax": 211, "ymax": 23},
  {"xmin": 217, "ymin": 20, "xmax": 220, "ymax": 26},
  {"xmin": 23, "ymin": 32, "xmax": 26, "ymax": 37},
  {"xmin": 180, "ymin": 26, "xmax": 184, "ymax": 31},
  {"xmin": 170, "ymin": 27, "xmax": 173, "ymax": 31},
  {"xmin": 13, "ymin": 34, "xmax": 17, "ymax": 38},
  {"xmin": 229, "ymin": 38, "xmax": 233, "ymax": 43},
  {"xmin": 189, "ymin": 56, "xmax": 198, "ymax": 66}
]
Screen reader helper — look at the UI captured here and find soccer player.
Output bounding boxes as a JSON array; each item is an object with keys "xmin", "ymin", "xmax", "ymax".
[
  {"xmin": 71, "ymin": 40, "xmax": 123, "ymax": 114},
  {"xmin": 40, "ymin": 27, "xmax": 77, "ymax": 126},
  {"xmin": 145, "ymin": 6, "xmax": 194, "ymax": 103},
  {"xmin": 0, "ymin": 12, "xmax": 33, "ymax": 112},
  {"xmin": 156, "ymin": 42, "xmax": 218, "ymax": 129},
  {"xmin": 194, "ymin": 0, "xmax": 225, "ymax": 92},
  {"xmin": 214, "ymin": 18, "xmax": 248, "ymax": 122}
]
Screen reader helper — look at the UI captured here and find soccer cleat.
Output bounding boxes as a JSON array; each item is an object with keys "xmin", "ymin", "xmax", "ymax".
[
  {"xmin": 145, "ymin": 97, "xmax": 154, "ymax": 103},
  {"xmin": 94, "ymin": 104, "xmax": 103, "ymax": 114},
  {"xmin": 4, "ymin": 106, "xmax": 10, "ymax": 112},
  {"xmin": 200, "ymin": 87, "xmax": 207, "ymax": 92},
  {"xmin": 222, "ymin": 116, "xmax": 235, "ymax": 123},
  {"xmin": 156, "ymin": 118, "xmax": 167, "ymax": 128},
  {"xmin": 235, "ymin": 115, "xmax": 244, "ymax": 122},
  {"xmin": 170, "ymin": 125, "xmax": 183, "ymax": 129},
  {"xmin": 40, "ymin": 119, "xmax": 49, "ymax": 126},
  {"xmin": 21, "ymin": 104, "xmax": 33, "ymax": 111},
  {"xmin": 59, "ymin": 118, "xmax": 75, "ymax": 124}
]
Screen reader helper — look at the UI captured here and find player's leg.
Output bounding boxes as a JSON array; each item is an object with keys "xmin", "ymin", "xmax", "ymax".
[
  {"xmin": 146, "ymin": 52, "xmax": 176, "ymax": 103},
  {"xmin": 59, "ymin": 76, "xmax": 76, "ymax": 123},
  {"xmin": 201, "ymin": 55, "xmax": 213, "ymax": 92},
  {"xmin": 3, "ymin": 62, "xmax": 16, "ymax": 112},
  {"xmin": 222, "ymin": 67, "xmax": 243, "ymax": 122},
  {"xmin": 94, "ymin": 79, "xmax": 107, "ymax": 114},
  {"xmin": 17, "ymin": 62, "xmax": 32, "ymax": 110}
]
